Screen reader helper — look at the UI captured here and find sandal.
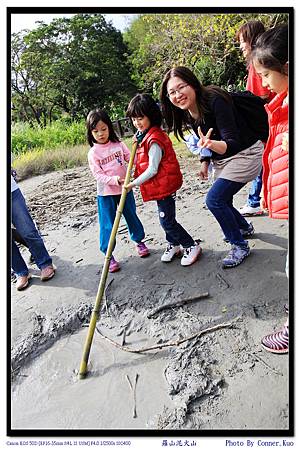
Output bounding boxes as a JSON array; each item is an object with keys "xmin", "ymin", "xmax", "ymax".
[
  {"xmin": 16, "ymin": 274, "xmax": 31, "ymax": 291},
  {"xmin": 40, "ymin": 265, "xmax": 56, "ymax": 281}
]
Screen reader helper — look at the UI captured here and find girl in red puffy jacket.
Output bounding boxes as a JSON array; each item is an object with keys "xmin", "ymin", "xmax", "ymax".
[
  {"xmin": 252, "ymin": 24, "xmax": 289, "ymax": 354},
  {"xmin": 125, "ymin": 93, "xmax": 202, "ymax": 267}
]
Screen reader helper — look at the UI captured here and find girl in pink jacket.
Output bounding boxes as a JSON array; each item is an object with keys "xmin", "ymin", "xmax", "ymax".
[
  {"xmin": 252, "ymin": 24, "xmax": 289, "ymax": 354},
  {"xmin": 87, "ymin": 109, "xmax": 149, "ymax": 273}
]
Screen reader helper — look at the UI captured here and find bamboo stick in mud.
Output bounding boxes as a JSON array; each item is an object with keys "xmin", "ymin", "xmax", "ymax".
[{"xmin": 78, "ymin": 142, "xmax": 138, "ymax": 379}]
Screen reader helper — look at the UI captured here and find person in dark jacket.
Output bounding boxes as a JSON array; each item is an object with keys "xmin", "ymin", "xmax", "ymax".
[{"xmin": 160, "ymin": 66, "xmax": 264, "ymax": 268}]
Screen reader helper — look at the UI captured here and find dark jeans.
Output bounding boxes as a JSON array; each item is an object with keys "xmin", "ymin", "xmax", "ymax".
[
  {"xmin": 247, "ymin": 169, "xmax": 262, "ymax": 208},
  {"xmin": 157, "ymin": 195, "xmax": 194, "ymax": 248},
  {"xmin": 206, "ymin": 178, "xmax": 250, "ymax": 247},
  {"xmin": 12, "ymin": 188, "xmax": 52, "ymax": 276}
]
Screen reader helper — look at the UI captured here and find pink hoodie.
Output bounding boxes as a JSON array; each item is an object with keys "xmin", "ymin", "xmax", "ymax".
[{"xmin": 88, "ymin": 141, "xmax": 131, "ymax": 196}]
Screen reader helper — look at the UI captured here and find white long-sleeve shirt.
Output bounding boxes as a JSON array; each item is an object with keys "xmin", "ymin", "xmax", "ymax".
[{"xmin": 133, "ymin": 143, "xmax": 163, "ymax": 186}]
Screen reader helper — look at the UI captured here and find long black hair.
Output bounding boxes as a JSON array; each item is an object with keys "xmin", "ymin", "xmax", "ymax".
[
  {"xmin": 126, "ymin": 93, "xmax": 162, "ymax": 128},
  {"xmin": 159, "ymin": 66, "xmax": 231, "ymax": 141},
  {"xmin": 86, "ymin": 109, "xmax": 120, "ymax": 147},
  {"xmin": 252, "ymin": 24, "xmax": 288, "ymax": 75}
]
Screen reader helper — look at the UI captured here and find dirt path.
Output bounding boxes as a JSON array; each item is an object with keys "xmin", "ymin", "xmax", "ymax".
[{"xmin": 10, "ymin": 159, "xmax": 289, "ymax": 431}]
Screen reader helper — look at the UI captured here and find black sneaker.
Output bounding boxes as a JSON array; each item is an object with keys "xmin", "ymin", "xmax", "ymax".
[{"xmin": 242, "ymin": 222, "xmax": 255, "ymax": 238}]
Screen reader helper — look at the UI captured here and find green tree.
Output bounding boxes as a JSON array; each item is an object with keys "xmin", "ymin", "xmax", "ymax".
[
  {"xmin": 11, "ymin": 30, "xmax": 50, "ymax": 126},
  {"xmin": 11, "ymin": 14, "xmax": 136, "ymax": 126},
  {"xmin": 124, "ymin": 13, "xmax": 288, "ymax": 93}
]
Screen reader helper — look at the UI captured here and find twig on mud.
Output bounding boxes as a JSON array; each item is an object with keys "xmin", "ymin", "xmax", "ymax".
[
  {"xmin": 69, "ymin": 201, "xmax": 81, "ymax": 211},
  {"xmin": 121, "ymin": 328, "xmax": 127, "ymax": 346},
  {"xmin": 117, "ymin": 320, "xmax": 133, "ymax": 346},
  {"xmin": 125, "ymin": 373, "xmax": 139, "ymax": 418},
  {"xmin": 147, "ymin": 292, "xmax": 209, "ymax": 318},
  {"xmin": 118, "ymin": 227, "xmax": 128, "ymax": 235},
  {"xmin": 11, "ymin": 366, "xmax": 20, "ymax": 374},
  {"xmin": 102, "ymin": 278, "xmax": 114, "ymax": 315},
  {"xmin": 146, "ymin": 288, "xmax": 172, "ymax": 319},
  {"xmin": 96, "ymin": 319, "xmax": 237, "ymax": 354},
  {"xmin": 249, "ymin": 352, "xmax": 284, "ymax": 376},
  {"xmin": 216, "ymin": 273, "xmax": 230, "ymax": 289}
]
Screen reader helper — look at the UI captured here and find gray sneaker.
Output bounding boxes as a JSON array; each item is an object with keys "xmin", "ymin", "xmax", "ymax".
[
  {"xmin": 223, "ymin": 222, "xmax": 254, "ymax": 243},
  {"xmin": 222, "ymin": 244, "xmax": 250, "ymax": 268}
]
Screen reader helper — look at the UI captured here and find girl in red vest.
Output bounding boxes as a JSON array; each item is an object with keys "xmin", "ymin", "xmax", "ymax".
[
  {"xmin": 252, "ymin": 25, "xmax": 289, "ymax": 353},
  {"xmin": 125, "ymin": 94, "xmax": 202, "ymax": 266}
]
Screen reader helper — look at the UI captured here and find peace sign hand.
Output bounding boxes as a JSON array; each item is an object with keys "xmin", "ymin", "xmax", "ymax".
[{"xmin": 197, "ymin": 126, "xmax": 213, "ymax": 149}]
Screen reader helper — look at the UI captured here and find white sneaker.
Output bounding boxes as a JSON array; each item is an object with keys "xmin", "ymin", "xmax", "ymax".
[
  {"xmin": 181, "ymin": 242, "xmax": 202, "ymax": 266},
  {"xmin": 161, "ymin": 243, "xmax": 181, "ymax": 262},
  {"xmin": 238, "ymin": 204, "xmax": 263, "ymax": 216}
]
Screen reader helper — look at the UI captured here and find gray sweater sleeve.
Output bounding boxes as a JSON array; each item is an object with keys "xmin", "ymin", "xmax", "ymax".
[{"xmin": 133, "ymin": 143, "xmax": 163, "ymax": 186}]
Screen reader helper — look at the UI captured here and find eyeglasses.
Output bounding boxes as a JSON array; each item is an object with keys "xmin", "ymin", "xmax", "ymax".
[{"xmin": 167, "ymin": 84, "xmax": 189, "ymax": 99}]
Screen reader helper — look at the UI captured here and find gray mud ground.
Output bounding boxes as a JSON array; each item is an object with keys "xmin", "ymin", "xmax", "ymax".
[{"xmin": 11, "ymin": 158, "xmax": 289, "ymax": 431}]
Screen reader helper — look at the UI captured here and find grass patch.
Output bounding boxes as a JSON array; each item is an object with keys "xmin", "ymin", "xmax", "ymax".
[
  {"xmin": 12, "ymin": 134, "xmax": 192, "ymax": 181},
  {"xmin": 13, "ymin": 145, "xmax": 89, "ymax": 180},
  {"xmin": 12, "ymin": 120, "xmax": 86, "ymax": 155}
]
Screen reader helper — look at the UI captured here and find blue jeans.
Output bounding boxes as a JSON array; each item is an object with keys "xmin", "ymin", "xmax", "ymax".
[
  {"xmin": 97, "ymin": 190, "xmax": 145, "ymax": 254},
  {"xmin": 206, "ymin": 178, "xmax": 250, "ymax": 247},
  {"xmin": 247, "ymin": 169, "xmax": 262, "ymax": 208},
  {"xmin": 11, "ymin": 188, "xmax": 52, "ymax": 276},
  {"xmin": 157, "ymin": 195, "xmax": 194, "ymax": 248}
]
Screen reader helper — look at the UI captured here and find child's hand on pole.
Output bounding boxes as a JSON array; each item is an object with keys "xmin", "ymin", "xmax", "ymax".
[
  {"xmin": 124, "ymin": 182, "xmax": 134, "ymax": 191},
  {"xmin": 117, "ymin": 176, "xmax": 125, "ymax": 185}
]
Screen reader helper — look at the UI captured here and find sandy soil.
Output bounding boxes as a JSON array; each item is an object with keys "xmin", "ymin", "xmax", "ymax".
[{"xmin": 10, "ymin": 158, "xmax": 289, "ymax": 432}]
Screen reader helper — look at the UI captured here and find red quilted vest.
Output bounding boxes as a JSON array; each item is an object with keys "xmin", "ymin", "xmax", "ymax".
[
  {"xmin": 135, "ymin": 127, "xmax": 183, "ymax": 202},
  {"xmin": 262, "ymin": 90, "xmax": 288, "ymax": 220}
]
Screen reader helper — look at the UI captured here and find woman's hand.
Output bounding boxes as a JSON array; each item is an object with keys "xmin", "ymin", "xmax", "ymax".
[
  {"xmin": 260, "ymin": 198, "xmax": 267, "ymax": 211},
  {"xmin": 199, "ymin": 161, "xmax": 209, "ymax": 180},
  {"xmin": 198, "ymin": 126, "xmax": 227, "ymax": 155},
  {"xmin": 198, "ymin": 126, "xmax": 213, "ymax": 148},
  {"xmin": 117, "ymin": 176, "xmax": 125, "ymax": 185},
  {"xmin": 260, "ymin": 188, "xmax": 267, "ymax": 211}
]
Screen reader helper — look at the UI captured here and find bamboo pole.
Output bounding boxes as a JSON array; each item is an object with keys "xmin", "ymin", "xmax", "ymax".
[{"xmin": 78, "ymin": 142, "xmax": 138, "ymax": 379}]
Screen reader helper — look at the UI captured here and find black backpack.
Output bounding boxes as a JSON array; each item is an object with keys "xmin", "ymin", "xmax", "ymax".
[{"xmin": 230, "ymin": 91, "xmax": 269, "ymax": 142}]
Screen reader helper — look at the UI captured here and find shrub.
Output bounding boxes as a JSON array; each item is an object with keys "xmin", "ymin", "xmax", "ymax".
[{"xmin": 11, "ymin": 120, "xmax": 86, "ymax": 155}]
